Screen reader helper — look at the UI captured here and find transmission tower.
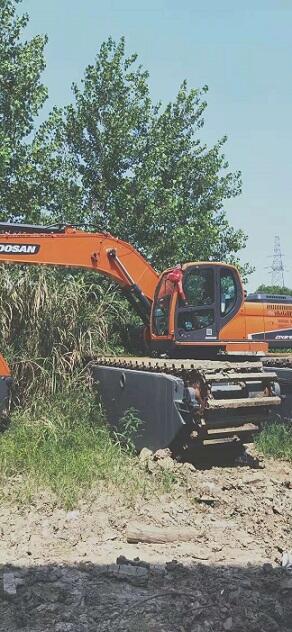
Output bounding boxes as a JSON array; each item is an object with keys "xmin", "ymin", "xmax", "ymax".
[{"xmin": 268, "ymin": 235, "xmax": 286, "ymax": 287}]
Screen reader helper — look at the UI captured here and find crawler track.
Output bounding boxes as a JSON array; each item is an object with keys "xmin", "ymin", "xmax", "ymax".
[{"xmin": 94, "ymin": 356, "xmax": 281, "ymax": 449}]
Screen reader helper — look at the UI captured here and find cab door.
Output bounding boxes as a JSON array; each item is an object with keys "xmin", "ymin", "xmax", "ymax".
[
  {"xmin": 175, "ymin": 265, "xmax": 218, "ymax": 342},
  {"xmin": 174, "ymin": 264, "xmax": 243, "ymax": 344}
]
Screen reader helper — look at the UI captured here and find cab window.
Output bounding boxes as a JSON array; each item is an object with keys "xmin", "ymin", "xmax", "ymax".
[
  {"xmin": 183, "ymin": 269, "xmax": 214, "ymax": 306},
  {"xmin": 220, "ymin": 269, "xmax": 237, "ymax": 316},
  {"xmin": 153, "ymin": 276, "xmax": 175, "ymax": 336}
]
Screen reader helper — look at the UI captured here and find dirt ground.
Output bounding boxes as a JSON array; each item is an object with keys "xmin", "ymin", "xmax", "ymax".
[{"xmin": 0, "ymin": 446, "xmax": 292, "ymax": 632}]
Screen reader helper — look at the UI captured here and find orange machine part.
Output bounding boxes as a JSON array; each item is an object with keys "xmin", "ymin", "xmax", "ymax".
[
  {"xmin": 0, "ymin": 228, "xmax": 159, "ymax": 302},
  {"xmin": 220, "ymin": 299, "xmax": 292, "ymax": 348},
  {"xmin": 0, "ymin": 354, "xmax": 11, "ymax": 377}
]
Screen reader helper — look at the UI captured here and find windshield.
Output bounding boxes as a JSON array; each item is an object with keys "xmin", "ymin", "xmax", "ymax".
[{"xmin": 183, "ymin": 269, "xmax": 214, "ymax": 306}]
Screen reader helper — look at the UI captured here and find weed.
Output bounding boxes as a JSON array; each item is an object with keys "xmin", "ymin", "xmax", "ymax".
[
  {"xmin": 0, "ymin": 381, "xmax": 174, "ymax": 508},
  {"xmin": 256, "ymin": 421, "xmax": 292, "ymax": 461},
  {"xmin": 115, "ymin": 407, "xmax": 143, "ymax": 453}
]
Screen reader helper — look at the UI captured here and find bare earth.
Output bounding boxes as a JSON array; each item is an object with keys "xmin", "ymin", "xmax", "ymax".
[{"xmin": 0, "ymin": 448, "xmax": 292, "ymax": 632}]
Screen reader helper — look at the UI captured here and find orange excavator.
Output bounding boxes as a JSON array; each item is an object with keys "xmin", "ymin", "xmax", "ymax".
[{"xmin": 0, "ymin": 222, "xmax": 290, "ymax": 451}]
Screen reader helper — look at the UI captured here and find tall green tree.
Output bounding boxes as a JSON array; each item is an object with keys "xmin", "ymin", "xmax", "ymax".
[
  {"xmin": 0, "ymin": 3, "xmax": 249, "ymax": 275},
  {"xmin": 39, "ymin": 38, "xmax": 248, "ymax": 271},
  {"xmin": 0, "ymin": 0, "xmax": 47, "ymax": 220}
]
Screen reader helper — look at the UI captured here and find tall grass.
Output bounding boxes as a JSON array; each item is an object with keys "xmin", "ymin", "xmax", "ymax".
[
  {"xmin": 0, "ymin": 265, "xmax": 128, "ymax": 402},
  {"xmin": 0, "ymin": 266, "xmax": 173, "ymax": 507}
]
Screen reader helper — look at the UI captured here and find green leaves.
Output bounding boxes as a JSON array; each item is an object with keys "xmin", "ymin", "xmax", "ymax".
[
  {"xmin": 0, "ymin": 3, "xmax": 248, "ymax": 276},
  {"xmin": 36, "ymin": 37, "xmax": 246, "ymax": 271},
  {"xmin": 0, "ymin": 0, "xmax": 48, "ymax": 221}
]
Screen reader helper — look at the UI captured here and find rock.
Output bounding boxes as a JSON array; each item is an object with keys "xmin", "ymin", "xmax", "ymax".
[
  {"xmin": 146, "ymin": 458, "xmax": 156, "ymax": 473},
  {"xmin": 261, "ymin": 614, "xmax": 280, "ymax": 631},
  {"xmin": 262, "ymin": 563, "xmax": 273, "ymax": 573},
  {"xmin": 282, "ymin": 551, "xmax": 292, "ymax": 571},
  {"xmin": 272, "ymin": 504, "xmax": 282, "ymax": 515},
  {"xmin": 153, "ymin": 448, "xmax": 172, "ymax": 461},
  {"xmin": 195, "ymin": 495, "xmax": 217, "ymax": 507},
  {"xmin": 280, "ymin": 576, "xmax": 292, "ymax": 591},
  {"xmin": 166, "ymin": 559, "xmax": 184, "ymax": 572},
  {"xmin": 116, "ymin": 555, "xmax": 150, "ymax": 569},
  {"xmin": 150, "ymin": 564, "xmax": 166, "ymax": 577},
  {"xmin": 139, "ymin": 447, "xmax": 153, "ymax": 462},
  {"xmin": 3, "ymin": 572, "xmax": 17, "ymax": 598},
  {"xmin": 66, "ymin": 510, "xmax": 80, "ymax": 521},
  {"xmin": 158, "ymin": 456, "xmax": 175, "ymax": 471},
  {"xmin": 182, "ymin": 462, "xmax": 196, "ymax": 472},
  {"xmin": 200, "ymin": 482, "xmax": 222, "ymax": 496},
  {"xmin": 192, "ymin": 550, "xmax": 209, "ymax": 561},
  {"xmin": 106, "ymin": 563, "xmax": 149, "ymax": 586},
  {"xmin": 223, "ymin": 617, "xmax": 233, "ymax": 631}
]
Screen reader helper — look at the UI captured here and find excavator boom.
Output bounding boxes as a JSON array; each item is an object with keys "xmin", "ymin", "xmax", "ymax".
[{"xmin": 0, "ymin": 222, "xmax": 159, "ymax": 323}]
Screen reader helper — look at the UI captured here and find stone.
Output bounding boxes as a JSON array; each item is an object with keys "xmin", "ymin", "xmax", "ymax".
[
  {"xmin": 154, "ymin": 448, "xmax": 172, "ymax": 461},
  {"xmin": 282, "ymin": 551, "xmax": 292, "ymax": 571},
  {"xmin": 150, "ymin": 564, "xmax": 166, "ymax": 577},
  {"xmin": 158, "ymin": 456, "xmax": 175, "ymax": 471},
  {"xmin": 106, "ymin": 563, "xmax": 149, "ymax": 586},
  {"xmin": 280, "ymin": 576, "xmax": 292, "ymax": 591},
  {"xmin": 66, "ymin": 510, "xmax": 80, "ymax": 521},
  {"xmin": 3, "ymin": 572, "xmax": 17, "ymax": 598},
  {"xmin": 262, "ymin": 563, "xmax": 273, "ymax": 573},
  {"xmin": 139, "ymin": 447, "xmax": 153, "ymax": 461},
  {"xmin": 195, "ymin": 495, "xmax": 217, "ymax": 507},
  {"xmin": 182, "ymin": 462, "xmax": 196, "ymax": 472},
  {"xmin": 223, "ymin": 617, "xmax": 233, "ymax": 631},
  {"xmin": 116, "ymin": 555, "xmax": 150, "ymax": 569}
]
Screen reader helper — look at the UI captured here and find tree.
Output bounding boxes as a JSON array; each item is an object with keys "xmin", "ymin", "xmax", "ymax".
[
  {"xmin": 256, "ymin": 284, "xmax": 292, "ymax": 296},
  {"xmin": 0, "ymin": 0, "xmax": 47, "ymax": 221},
  {"xmin": 38, "ymin": 37, "xmax": 248, "ymax": 272},
  {"xmin": 0, "ymin": 4, "xmax": 249, "ymax": 275}
]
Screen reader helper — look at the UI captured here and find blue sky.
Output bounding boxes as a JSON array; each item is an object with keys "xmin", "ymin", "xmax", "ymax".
[{"xmin": 24, "ymin": 0, "xmax": 292, "ymax": 290}]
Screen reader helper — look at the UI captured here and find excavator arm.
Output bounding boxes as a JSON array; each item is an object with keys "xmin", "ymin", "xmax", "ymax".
[{"xmin": 0, "ymin": 223, "xmax": 159, "ymax": 323}]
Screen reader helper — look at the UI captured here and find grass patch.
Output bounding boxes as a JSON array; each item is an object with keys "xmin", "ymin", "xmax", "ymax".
[
  {"xmin": 256, "ymin": 422, "xmax": 292, "ymax": 461},
  {"xmin": 0, "ymin": 381, "xmax": 174, "ymax": 508}
]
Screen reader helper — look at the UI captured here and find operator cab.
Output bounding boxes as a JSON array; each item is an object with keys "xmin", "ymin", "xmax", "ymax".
[{"xmin": 151, "ymin": 263, "xmax": 243, "ymax": 355}]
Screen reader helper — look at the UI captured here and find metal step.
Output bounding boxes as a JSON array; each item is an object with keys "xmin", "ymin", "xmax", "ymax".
[
  {"xmin": 206, "ymin": 423, "xmax": 258, "ymax": 439},
  {"xmin": 202, "ymin": 436, "xmax": 241, "ymax": 447},
  {"xmin": 205, "ymin": 372, "xmax": 278, "ymax": 383},
  {"xmin": 208, "ymin": 396, "xmax": 281, "ymax": 410}
]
